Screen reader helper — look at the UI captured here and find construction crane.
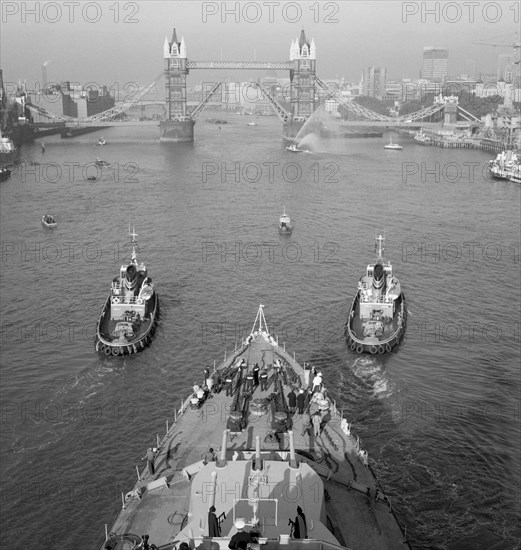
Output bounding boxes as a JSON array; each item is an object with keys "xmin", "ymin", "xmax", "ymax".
[
  {"xmin": 473, "ymin": 35, "xmax": 520, "ymax": 64},
  {"xmin": 473, "ymin": 36, "xmax": 521, "ymax": 89}
]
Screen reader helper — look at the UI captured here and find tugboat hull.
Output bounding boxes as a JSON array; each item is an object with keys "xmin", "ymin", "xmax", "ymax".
[
  {"xmin": 346, "ymin": 291, "xmax": 406, "ymax": 354},
  {"xmin": 95, "ymin": 293, "xmax": 159, "ymax": 356}
]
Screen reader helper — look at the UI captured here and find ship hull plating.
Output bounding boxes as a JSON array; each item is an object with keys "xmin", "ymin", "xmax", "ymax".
[{"xmin": 160, "ymin": 119, "xmax": 195, "ymax": 142}]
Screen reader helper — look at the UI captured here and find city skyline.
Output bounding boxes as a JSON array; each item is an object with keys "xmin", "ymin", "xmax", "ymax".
[{"xmin": 1, "ymin": 1, "xmax": 519, "ymax": 89}]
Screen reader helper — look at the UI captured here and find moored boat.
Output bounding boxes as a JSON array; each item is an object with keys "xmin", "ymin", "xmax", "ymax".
[
  {"xmin": 488, "ymin": 150, "xmax": 519, "ymax": 180},
  {"xmin": 97, "ymin": 137, "xmax": 106, "ymax": 145},
  {"xmin": 99, "ymin": 304, "xmax": 411, "ymax": 550},
  {"xmin": 0, "ymin": 130, "xmax": 17, "ymax": 167},
  {"xmin": 95, "ymin": 157, "xmax": 110, "ymax": 167},
  {"xmin": 41, "ymin": 214, "xmax": 57, "ymax": 228},
  {"xmin": 345, "ymin": 235, "xmax": 406, "ymax": 354},
  {"xmin": 95, "ymin": 227, "xmax": 159, "ymax": 356},
  {"xmin": 279, "ymin": 207, "xmax": 292, "ymax": 234},
  {"xmin": 413, "ymin": 128, "xmax": 431, "ymax": 144}
]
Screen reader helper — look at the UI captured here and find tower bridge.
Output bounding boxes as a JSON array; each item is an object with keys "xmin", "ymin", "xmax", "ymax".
[
  {"xmin": 160, "ymin": 28, "xmax": 319, "ymax": 142},
  {"xmin": 23, "ymin": 27, "xmax": 480, "ymax": 142}
]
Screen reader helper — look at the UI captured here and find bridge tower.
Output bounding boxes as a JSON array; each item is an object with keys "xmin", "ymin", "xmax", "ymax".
[
  {"xmin": 440, "ymin": 95, "xmax": 458, "ymax": 126},
  {"xmin": 284, "ymin": 30, "xmax": 317, "ymax": 141},
  {"xmin": 160, "ymin": 28, "xmax": 194, "ymax": 142}
]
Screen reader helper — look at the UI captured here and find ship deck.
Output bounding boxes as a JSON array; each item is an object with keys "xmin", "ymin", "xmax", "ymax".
[
  {"xmin": 349, "ymin": 293, "xmax": 405, "ymax": 345},
  {"xmin": 103, "ymin": 334, "xmax": 409, "ymax": 550},
  {"xmin": 97, "ymin": 294, "xmax": 158, "ymax": 344}
]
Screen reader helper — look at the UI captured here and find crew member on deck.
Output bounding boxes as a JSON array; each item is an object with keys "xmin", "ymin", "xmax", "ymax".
[
  {"xmin": 246, "ymin": 372, "xmax": 254, "ymax": 393},
  {"xmin": 296, "ymin": 390, "xmax": 306, "ymax": 414},
  {"xmin": 260, "ymin": 367, "xmax": 268, "ymax": 391},
  {"xmin": 312, "ymin": 372, "xmax": 323, "ymax": 393},
  {"xmin": 293, "ymin": 506, "xmax": 308, "ymax": 539},
  {"xmin": 202, "ymin": 447, "xmax": 216, "ymax": 465},
  {"xmin": 287, "ymin": 389, "xmax": 297, "ymax": 414},
  {"xmin": 208, "ymin": 505, "xmax": 221, "ymax": 537},
  {"xmin": 142, "ymin": 448, "xmax": 155, "ymax": 476},
  {"xmin": 211, "ymin": 370, "xmax": 221, "ymax": 393},
  {"xmin": 253, "ymin": 363, "xmax": 260, "ymax": 386},
  {"xmin": 228, "ymin": 520, "xmax": 251, "ymax": 549},
  {"xmin": 225, "ymin": 373, "xmax": 234, "ymax": 396}
]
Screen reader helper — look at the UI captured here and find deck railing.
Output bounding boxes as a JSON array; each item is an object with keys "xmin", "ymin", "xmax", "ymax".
[{"xmin": 100, "ymin": 334, "xmax": 409, "ymax": 550}]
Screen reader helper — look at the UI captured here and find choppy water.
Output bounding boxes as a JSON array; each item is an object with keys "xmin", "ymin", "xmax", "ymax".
[{"xmin": 1, "ymin": 115, "xmax": 519, "ymax": 549}]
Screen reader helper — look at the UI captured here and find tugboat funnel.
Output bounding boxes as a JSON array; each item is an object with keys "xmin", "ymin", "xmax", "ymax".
[
  {"xmin": 126, "ymin": 264, "xmax": 138, "ymax": 280},
  {"xmin": 373, "ymin": 263, "xmax": 385, "ymax": 290}
]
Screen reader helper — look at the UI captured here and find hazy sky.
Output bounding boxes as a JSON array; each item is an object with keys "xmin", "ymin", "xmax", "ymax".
[{"xmin": 1, "ymin": 1, "xmax": 518, "ymax": 90}]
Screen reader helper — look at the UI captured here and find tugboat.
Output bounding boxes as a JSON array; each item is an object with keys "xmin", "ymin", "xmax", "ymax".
[
  {"xmin": 0, "ymin": 167, "xmax": 12, "ymax": 181},
  {"xmin": 94, "ymin": 227, "xmax": 159, "ymax": 356},
  {"xmin": 345, "ymin": 235, "xmax": 406, "ymax": 354},
  {"xmin": 41, "ymin": 214, "xmax": 57, "ymax": 228},
  {"xmin": 384, "ymin": 136, "xmax": 403, "ymax": 150},
  {"xmin": 99, "ymin": 304, "xmax": 412, "ymax": 550},
  {"xmin": 278, "ymin": 206, "xmax": 292, "ymax": 234},
  {"xmin": 286, "ymin": 142, "xmax": 302, "ymax": 153}
]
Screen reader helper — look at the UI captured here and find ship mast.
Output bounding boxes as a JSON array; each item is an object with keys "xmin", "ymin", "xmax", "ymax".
[
  {"xmin": 250, "ymin": 304, "xmax": 269, "ymax": 335},
  {"xmin": 129, "ymin": 225, "xmax": 139, "ymax": 265},
  {"xmin": 375, "ymin": 233, "xmax": 385, "ymax": 260}
]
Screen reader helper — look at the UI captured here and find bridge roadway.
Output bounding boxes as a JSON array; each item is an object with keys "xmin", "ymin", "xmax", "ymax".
[
  {"xmin": 339, "ymin": 121, "xmax": 443, "ymax": 128},
  {"xmin": 64, "ymin": 120, "xmax": 459, "ymax": 129},
  {"xmin": 65, "ymin": 120, "xmax": 160, "ymax": 127}
]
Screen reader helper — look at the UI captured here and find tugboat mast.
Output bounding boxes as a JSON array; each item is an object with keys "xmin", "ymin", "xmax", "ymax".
[
  {"xmin": 375, "ymin": 233, "xmax": 385, "ymax": 260},
  {"xmin": 129, "ymin": 225, "xmax": 139, "ymax": 265}
]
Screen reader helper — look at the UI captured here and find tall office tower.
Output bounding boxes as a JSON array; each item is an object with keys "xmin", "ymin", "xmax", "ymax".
[
  {"xmin": 422, "ymin": 47, "xmax": 449, "ymax": 83},
  {"xmin": 361, "ymin": 66, "xmax": 387, "ymax": 99}
]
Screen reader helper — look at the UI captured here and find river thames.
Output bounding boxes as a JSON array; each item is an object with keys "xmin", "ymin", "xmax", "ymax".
[{"xmin": 0, "ymin": 115, "xmax": 519, "ymax": 549}]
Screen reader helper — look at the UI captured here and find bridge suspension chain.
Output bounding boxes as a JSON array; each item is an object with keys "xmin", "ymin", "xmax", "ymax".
[
  {"xmin": 314, "ymin": 76, "xmax": 391, "ymax": 121},
  {"xmin": 394, "ymin": 103, "xmax": 445, "ymax": 122},
  {"xmin": 77, "ymin": 72, "xmax": 164, "ymax": 123}
]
